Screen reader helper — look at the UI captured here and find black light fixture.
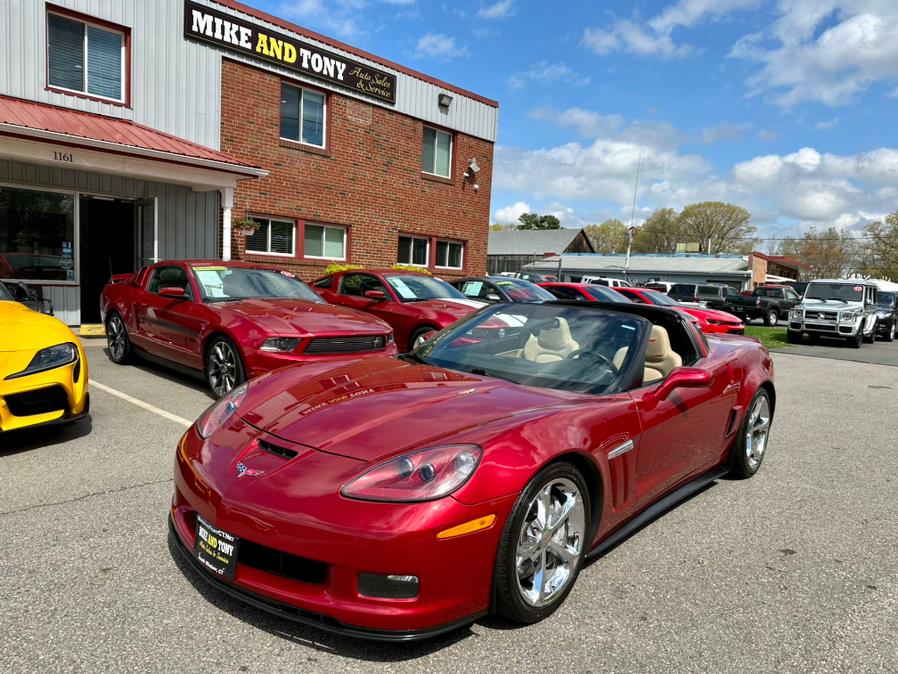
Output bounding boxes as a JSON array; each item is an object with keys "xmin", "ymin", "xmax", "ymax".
[{"xmin": 438, "ymin": 93, "xmax": 453, "ymax": 109}]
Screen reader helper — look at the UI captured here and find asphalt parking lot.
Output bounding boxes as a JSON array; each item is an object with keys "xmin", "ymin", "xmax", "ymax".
[
  {"xmin": 2, "ymin": 341, "xmax": 896, "ymax": 673},
  {"xmin": 774, "ymin": 337, "xmax": 898, "ymax": 367}
]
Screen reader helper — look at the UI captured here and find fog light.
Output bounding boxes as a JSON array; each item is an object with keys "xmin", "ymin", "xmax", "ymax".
[{"xmin": 358, "ymin": 573, "xmax": 420, "ymax": 599}]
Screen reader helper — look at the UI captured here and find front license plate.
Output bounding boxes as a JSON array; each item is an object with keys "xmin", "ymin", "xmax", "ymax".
[{"xmin": 195, "ymin": 514, "xmax": 240, "ymax": 580}]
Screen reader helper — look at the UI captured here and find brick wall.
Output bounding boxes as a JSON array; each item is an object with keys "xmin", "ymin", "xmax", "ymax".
[{"xmin": 220, "ymin": 59, "xmax": 493, "ymax": 281}]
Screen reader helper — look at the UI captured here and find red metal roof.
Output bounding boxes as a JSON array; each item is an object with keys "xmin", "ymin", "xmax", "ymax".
[
  {"xmin": 0, "ymin": 95, "xmax": 260, "ymax": 173},
  {"xmin": 212, "ymin": 0, "xmax": 499, "ymax": 109},
  {"xmin": 751, "ymin": 251, "xmax": 809, "ymax": 270}
]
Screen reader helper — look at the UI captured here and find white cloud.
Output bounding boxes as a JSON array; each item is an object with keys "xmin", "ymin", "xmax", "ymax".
[
  {"xmin": 582, "ymin": 0, "xmax": 760, "ymax": 58},
  {"xmin": 815, "ymin": 117, "xmax": 841, "ymax": 130},
  {"xmin": 507, "ymin": 62, "xmax": 590, "ymax": 90},
  {"xmin": 279, "ymin": 0, "xmax": 366, "ymax": 40},
  {"xmin": 477, "ymin": 1, "xmax": 514, "ymax": 20},
  {"xmin": 701, "ymin": 122, "xmax": 753, "ymax": 144},
  {"xmin": 494, "ymin": 201, "xmax": 532, "ymax": 224},
  {"xmin": 730, "ymin": 1, "xmax": 898, "ymax": 107},
  {"xmin": 413, "ymin": 33, "xmax": 467, "ymax": 60},
  {"xmin": 529, "ymin": 106, "xmax": 684, "ymax": 150}
]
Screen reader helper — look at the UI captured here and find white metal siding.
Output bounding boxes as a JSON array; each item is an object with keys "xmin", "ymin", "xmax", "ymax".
[{"xmin": 0, "ymin": 1, "xmax": 497, "ymax": 145}]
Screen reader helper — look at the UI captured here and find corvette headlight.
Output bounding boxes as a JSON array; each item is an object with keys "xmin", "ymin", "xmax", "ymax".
[
  {"xmin": 5, "ymin": 342, "xmax": 77, "ymax": 380},
  {"xmin": 341, "ymin": 445, "xmax": 482, "ymax": 502},
  {"xmin": 260, "ymin": 337, "xmax": 301, "ymax": 353},
  {"xmin": 196, "ymin": 382, "xmax": 248, "ymax": 439}
]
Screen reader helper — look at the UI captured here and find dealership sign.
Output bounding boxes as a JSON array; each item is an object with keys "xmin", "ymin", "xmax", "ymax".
[{"xmin": 183, "ymin": 1, "xmax": 397, "ymax": 104}]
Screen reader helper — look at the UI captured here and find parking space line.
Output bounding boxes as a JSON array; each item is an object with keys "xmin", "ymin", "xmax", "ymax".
[{"xmin": 90, "ymin": 380, "xmax": 194, "ymax": 428}]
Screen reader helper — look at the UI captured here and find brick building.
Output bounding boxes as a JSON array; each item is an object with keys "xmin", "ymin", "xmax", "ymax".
[{"xmin": 0, "ymin": 0, "xmax": 497, "ymax": 325}]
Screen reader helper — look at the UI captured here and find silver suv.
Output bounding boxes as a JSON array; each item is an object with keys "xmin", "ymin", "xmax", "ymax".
[{"xmin": 787, "ymin": 279, "xmax": 878, "ymax": 348}]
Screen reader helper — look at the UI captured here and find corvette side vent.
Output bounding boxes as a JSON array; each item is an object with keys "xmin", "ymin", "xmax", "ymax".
[
  {"xmin": 724, "ymin": 409, "xmax": 739, "ymax": 437},
  {"xmin": 258, "ymin": 439, "xmax": 299, "ymax": 460}
]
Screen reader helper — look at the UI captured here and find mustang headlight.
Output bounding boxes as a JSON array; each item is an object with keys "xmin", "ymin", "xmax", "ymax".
[
  {"xmin": 342, "ymin": 445, "xmax": 482, "ymax": 502},
  {"xmin": 196, "ymin": 382, "xmax": 248, "ymax": 439},
  {"xmin": 260, "ymin": 337, "xmax": 301, "ymax": 353},
  {"xmin": 5, "ymin": 342, "xmax": 77, "ymax": 380}
]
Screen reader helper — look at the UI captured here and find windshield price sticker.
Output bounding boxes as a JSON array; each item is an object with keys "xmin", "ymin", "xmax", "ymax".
[
  {"xmin": 194, "ymin": 270, "xmax": 227, "ymax": 297},
  {"xmin": 463, "ymin": 281, "xmax": 484, "ymax": 295},
  {"xmin": 389, "ymin": 277, "xmax": 417, "ymax": 299},
  {"xmin": 854, "ymin": 286, "xmax": 864, "ymax": 292},
  {"xmin": 280, "ymin": 270, "xmax": 296, "ymax": 278}
]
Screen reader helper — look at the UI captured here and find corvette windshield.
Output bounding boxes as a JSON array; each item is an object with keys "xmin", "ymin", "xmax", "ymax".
[
  {"xmin": 495, "ymin": 279, "xmax": 555, "ymax": 302},
  {"xmin": 804, "ymin": 283, "xmax": 864, "ymax": 303},
  {"xmin": 416, "ymin": 303, "xmax": 644, "ymax": 395},
  {"xmin": 385, "ymin": 274, "xmax": 469, "ymax": 302},
  {"xmin": 192, "ymin": 266, "xmax": 323, "ymax": 303}
]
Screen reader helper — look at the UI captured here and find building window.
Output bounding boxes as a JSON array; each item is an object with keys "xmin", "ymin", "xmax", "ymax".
[
  {"xmin": 398, "ymin": 235, "xmax": 430, "ymax": 266},
  {"xmin": 47, "ymin": 11, "xmax": 126, "ymax": 102},
  {"xmin": 245, "ymin": 217, "xmax": 295, "ymax": 256},
  {"xmin": 280, "ymin": 83, "xmax": 326, "ymax": 147},
  {"xmin": 0, "ymin": 186, "xmax": 76, "ymax": 283},
  {"xmin": 422, "ymin": 127, "xmax": 452, "ymax": 177},
  {"xmin": 304, "ymin": 223, "xmax": 346, "ymax": 260},
  {"xmin": 435, "ymin": 240, "xmax": 464, "ymax": 269}
]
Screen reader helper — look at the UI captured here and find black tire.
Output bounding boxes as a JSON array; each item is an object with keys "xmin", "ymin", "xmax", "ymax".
[
  {"xmin": 729, "ymin": 389, "xmax": 773, "ymax": 479},
  {"xmin": 764, "ymin": 309, "xmax": 779, "ymax": 327},
  {"xmin": 808, "ymin": 332, "xmax": 820, "ymax": 345},
  {"xmin": 105, "ymin": 311, "xmax": 132, "ymax": 364},
  {"xmin": 204, "ymin": 336, "xmax": 246, "ymax": 398},
  {"xmin": 408, "ymin": 326, "xmax": 438, "ymax": 351},
  {"xmin": 848, "ymin": 332, "xmax": 862, "ymax": 349},
  {"xmin": 863, "ymin": 328, "xmax": 875, "ymax": 344},
  {"xmin": 786, "ymin": 330, "xmax": 802, "ymax": 344},
  {"xmin": 494, "ymin": 462, "xmax": 590, "ymax": 624}
]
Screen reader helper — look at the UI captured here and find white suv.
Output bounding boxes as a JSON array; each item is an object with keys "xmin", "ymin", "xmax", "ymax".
[
  {"xmin": 788, "ymin": 279, "xmax": 878, "ymax": 348},
  {"xmin": 581, "ymin": 276, "xmax": 632, "ymax": 288}
]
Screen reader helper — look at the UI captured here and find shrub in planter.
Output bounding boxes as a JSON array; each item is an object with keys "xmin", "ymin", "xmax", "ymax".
[{"xmin": 391, "ymin": 263, "xmax": 431, "ymax": 275}]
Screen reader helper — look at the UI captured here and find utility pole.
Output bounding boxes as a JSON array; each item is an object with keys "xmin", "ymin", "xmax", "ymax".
[{"xmin": 625, "ymin": 152, "xmax": 642, "ymax": 278}]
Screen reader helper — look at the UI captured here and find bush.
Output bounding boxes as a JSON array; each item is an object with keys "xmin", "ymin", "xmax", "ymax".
[
  {"xmin": 323, "ymin": 262, "xmax": 362, "ymax": 275},
  {"xmin": 391, "ymin": 263, "xmax": 431, "ymax": 275}
]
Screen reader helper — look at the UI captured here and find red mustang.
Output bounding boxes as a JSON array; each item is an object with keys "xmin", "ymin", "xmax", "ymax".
[
  {"xmin": 170, "ymin": 301, "xmax": 775, "ymax": 640},
  {"xmin": 312, "ymin": 269, "xmax": 485, "ymax": 350},
  {"xmin": 615, "ymin": 287, "xmax": 745, "ymax": 334},
  {"xmin": 100, "ymin": 261, "xmax": 396, "ymax": 397}
]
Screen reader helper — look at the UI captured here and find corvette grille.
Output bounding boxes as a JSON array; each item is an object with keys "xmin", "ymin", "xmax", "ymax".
[
  {"xmin": 304, "ymin": 335, "xmax": 387, "ymax": 355},
  {"xmin": 239, "ymin": 540, "xmax": 329, "ymax": 585},
  {"xmin": 5, "ymin": 385, "xmax": 69, "ymax": 417}
]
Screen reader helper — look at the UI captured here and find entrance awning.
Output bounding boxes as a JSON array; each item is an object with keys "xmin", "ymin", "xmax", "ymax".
[{"xmin": 0, "ymin": 94, "xmax": 266, "ymax": 189}]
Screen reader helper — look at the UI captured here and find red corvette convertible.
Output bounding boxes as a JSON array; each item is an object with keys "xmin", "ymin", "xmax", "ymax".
[
  {"xmin": 100, "ymin": 261, "xmax": 396, "ymax": 397},
  {"xmin": 312, "ymin": 269, "xmax": 485, "ymax": 350},
  {"xmin": 170, "ymin": 300, "xmax": 775, "ymax": 640},
  {"xmin": 615, "ymin": 287, "xmax": 745, "ymax": 335}
]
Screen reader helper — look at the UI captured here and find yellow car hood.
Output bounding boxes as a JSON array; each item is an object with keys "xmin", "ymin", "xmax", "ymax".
[{"xmin": 0, "ymin": 301, "xmax": 79, "ymax": 352}]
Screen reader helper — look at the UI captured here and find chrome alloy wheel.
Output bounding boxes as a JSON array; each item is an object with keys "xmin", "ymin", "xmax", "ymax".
[
  {"xmin": 745, "ymin": 394, "xmax": 772, "ymax": 470},
  {"xmin": 107, "ymin": 314, "xmax": 126, "ymax": 361},
  {"xmin": 208, "ymin": 342, "xmax": 239, "ymax": 397},
  {"xmin": 515, "ymin": 477, "xmax": 586, "ymax": 607}
]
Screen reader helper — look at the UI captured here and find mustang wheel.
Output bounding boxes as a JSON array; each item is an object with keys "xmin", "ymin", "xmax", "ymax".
[
  {"xmin": 764, "ymin": 309, "xmax": 779, "ymax": 327},
  {"xmin": 205, "ymin": 336, "xmax": 246, "ymax": 398},
  {"xmin": 106, "ymin": 312, "xmax": 131, "ymax": 364},
  {"xmin": 730, "ymin": 389, "xmax": 773, "ymax": 479},
  {"xmin": 410, "ymin": 326, "xmax": 437, "ymax": 350},
  {"xmin": 494, "ymin": 462, "xmax": 589, "ymax": 623}
]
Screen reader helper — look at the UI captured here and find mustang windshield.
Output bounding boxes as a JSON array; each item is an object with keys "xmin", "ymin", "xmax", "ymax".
[
  {"xmin": 192, "ymin": 266, "xmax": 323, "ymax": 303},
  {"xmin": 416, "ymin": 303, "xmax": 645, "ymax": 394},
  {"xmin": 385, "ymin": 274, "xmax": 469, "ymax": 303},
  {"xmin": 804, "ymin": 283, "xmax": 864, "ymax": 303}
]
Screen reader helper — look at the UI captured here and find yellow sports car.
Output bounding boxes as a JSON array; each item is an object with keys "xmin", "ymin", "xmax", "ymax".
[{"xmin": 0, "ymin": 282, "xmax": 89, "ymax": 434}]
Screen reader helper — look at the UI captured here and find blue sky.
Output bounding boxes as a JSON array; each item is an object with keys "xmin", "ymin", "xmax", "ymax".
[{"xmin": 252, "ymin": 0, "xmax": 898, "ymax": 247}]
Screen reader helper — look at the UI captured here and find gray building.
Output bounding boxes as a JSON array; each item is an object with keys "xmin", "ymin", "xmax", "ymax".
[
  {"xmin": 524, "ymin": 253, "xmax": 754, "ymax": 290},
  {"xmin": 488, "ymin": 228, "xmax": 594, "ymax": 275},
  {"xmin": 0, "ymin": 0, "xmax": 499, "ymax": 324}
]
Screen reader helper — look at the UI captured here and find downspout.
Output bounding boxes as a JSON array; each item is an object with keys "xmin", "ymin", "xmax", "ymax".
[{"xmin": 220, "ymin": 186, "xmax": 234, "ymax": 261}]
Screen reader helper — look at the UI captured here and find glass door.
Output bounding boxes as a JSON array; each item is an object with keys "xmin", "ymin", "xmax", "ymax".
[{"xmin": 135, "ymin": 197, "xmax": 157, "ymax": 268}]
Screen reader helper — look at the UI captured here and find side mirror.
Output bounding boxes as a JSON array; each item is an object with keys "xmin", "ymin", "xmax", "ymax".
[
  {"xmin": 159, "ymin": 286, "xmax": 187, "ymax": 299},
  {"xmin": 363, "ymin": 289, "xmax": 387, "ymax": 300},
  {"xmin": 485, "ymin": 292, "xmax": 501, "ymax": 302},
  {"xmin": 651, "ymin": 367, "xmax": 712, "ymax": 401}
]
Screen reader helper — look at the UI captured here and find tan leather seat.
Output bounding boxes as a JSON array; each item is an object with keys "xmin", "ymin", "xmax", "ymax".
[
  {"xmin": 644, "ymin": 325, "xmax": 682, "ymax": 381},
  {"xmin": 522, "ymin": 317, "xmax": 580, "ymax": 363},
  {"xmin": 613, "ymin": 346, "xmax": 628, "ymax": 369}
]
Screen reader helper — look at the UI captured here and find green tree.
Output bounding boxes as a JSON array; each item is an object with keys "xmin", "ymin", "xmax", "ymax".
[
  {"xmin": 517, "ymin": 213, "xmax": 562, "ymax": 230},
  {"xmin": 584, "ymin": 219, "xmax": 629, "ymax": 253},
  {"xmin": 676, "ymin": 202, "xmax": 756, "ymax": 254},
  {"xmin": 632, "ymin": 208, "xmax": 682, "ymax": 253},
  {"xmin": 775, "ymin": 227, "xmax": 860, "ymax": 280},
  {"xmin": 860, "ymin": 212, "xmax": 898, "ymax": 281}
]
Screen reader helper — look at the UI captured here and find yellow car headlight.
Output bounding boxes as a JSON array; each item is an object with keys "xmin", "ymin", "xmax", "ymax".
[{"xmin": 4, "ymin": 342, "xmax": 77, "ymax": 380}]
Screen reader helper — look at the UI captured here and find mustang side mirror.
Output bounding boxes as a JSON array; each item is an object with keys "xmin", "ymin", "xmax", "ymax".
[
  {"xmin": 363, "ymin": 289, "xmax": 387, "ymax": 300},
  {"xmin": 652, "ymin": 367, "xmax": 712, "ymax": 401},
  {"xmin": 159, "ymin": 286, "xmax": 187, "ymax": 299},
  {"xmin": 485, "ymin": 293, "xmax": 501, "ymax": 301}
]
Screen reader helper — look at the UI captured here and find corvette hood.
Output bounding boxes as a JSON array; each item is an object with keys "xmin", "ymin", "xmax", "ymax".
[
  {"xmin": 238, "ymin": 356, "xmax": 580, "ymax": 462},
  {"xmin": 212, "ymin": 298, "xmax": 390, "ymax": 335}
]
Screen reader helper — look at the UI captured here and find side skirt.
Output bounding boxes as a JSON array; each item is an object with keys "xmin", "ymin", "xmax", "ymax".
[{"xmin": 586, "ymin": 466, "xmax": 729, "ymax": 562}]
